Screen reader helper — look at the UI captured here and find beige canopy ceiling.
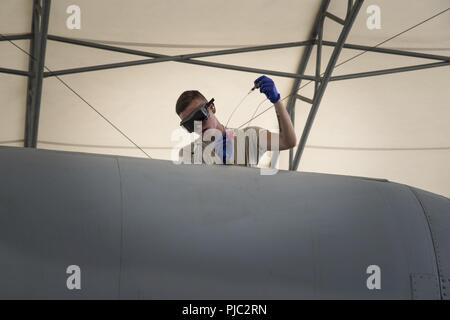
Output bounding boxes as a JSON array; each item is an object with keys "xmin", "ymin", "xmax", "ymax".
[{"xmin": 1, "ymin": 0, "xmax": 449, "ymax": 197}]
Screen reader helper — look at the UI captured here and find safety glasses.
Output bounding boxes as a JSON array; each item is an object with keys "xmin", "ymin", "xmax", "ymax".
[{"xmin": 180, "ymin": 98, "xmax": 215, "ymax": 133}]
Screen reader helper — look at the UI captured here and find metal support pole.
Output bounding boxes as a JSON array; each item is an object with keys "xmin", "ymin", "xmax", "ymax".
[
  {"xmin": 325, "ymin": 12, "xmax": 345, "ymax": 25},
  {"xmin": 314, "ymin": 13, "xmax": 324, "ymax": 95},
  {"xmin": 0, "ymin": 33, "xmax": 32, "ymax": 41},
  {"xmin": 48, "ymin": 35, "xmax": 312, "ymax": 60},
  {"xmin": 46, "ymin": 35, "xmax": 315, "ymax": 79},
  {"xmin": 330, "ymin": 61, "xmax": 450, "ymax": 81},
  {"xmin": 44, "ymin": 57, "xmax": 318, "ymax": 80},
  {"xmin": 287, "ymin": 0, "xmax": 331, "ymax": 170},
  {"xmin": 292, "ymin": 0, "xmax": 364, "ymax": 171},
  {"xmin": 346, "ymin": 0, "xmax": 354, "ymax": 19},
  {"xmin": 0, "ymin": 67, "xmax": 31, "ymax": 77},
  {"xmin": 322, "ymin": 40, "xmax": 450, "ymax": 62},
  {"xmin": 296, "ymin": 94, "xmax": 314, "ymax": 104},
  {"xmin": 24, "ymin": 0, "xmax": 51, "ymax": 148},
  {"xmin": 0, "ymin": 34, "xmax": 32, "ymax": 77}
]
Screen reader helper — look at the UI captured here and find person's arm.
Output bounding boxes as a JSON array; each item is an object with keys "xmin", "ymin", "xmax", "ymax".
[
  {"xmin": 254, "ymin": 76, "xmax": 297, "ymax": 151},
  {"xmin": 271, "ymin": 100, "xmax": 297, "ymax": 150}
]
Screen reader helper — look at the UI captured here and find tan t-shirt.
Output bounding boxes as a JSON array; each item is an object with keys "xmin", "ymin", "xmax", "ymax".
[{"xmin": 179, "ymin": 126, "xmax": 268, "ymax": 167}]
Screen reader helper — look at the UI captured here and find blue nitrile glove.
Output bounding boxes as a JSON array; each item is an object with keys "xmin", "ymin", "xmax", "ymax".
[{"xmin": 254, "ymin": 75, "xmax": 280, "ymax": 103}]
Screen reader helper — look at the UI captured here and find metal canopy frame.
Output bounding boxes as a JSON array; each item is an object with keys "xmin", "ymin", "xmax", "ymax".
[
  {"xmin": 24, "ymin": 0, "xmax": 51, "ymax": 148},
  {"xmin": 1, "ymin": 0, "xmax": 449, "ymax": 170},
  {"xmin": 291, "ymin": 0, "xmax": 364, "ymax": 171}
]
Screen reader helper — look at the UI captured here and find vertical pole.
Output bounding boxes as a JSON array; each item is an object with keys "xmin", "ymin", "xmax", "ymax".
[
  {"xmin": 314, "ymin": 13, "xmax": 324, "ymax": 96},
  {"xmin": 287, "ymin": 0, "xmax": 330, "ymax": 170},
  {"xmin": 24, "ymin": 0, "xmax": 51, "ymax": 148},
  {"xmin": 292, "ymin": 0, "xmax": 364, "ymax": 171}
]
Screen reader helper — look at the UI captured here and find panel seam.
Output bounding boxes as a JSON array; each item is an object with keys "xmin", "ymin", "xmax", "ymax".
[
  {"xmin": 408, "ymin": 186, "xmax": 443, "ymax": 299},
  {"xmin": 115, "ymin": 157, "xmax": 125, "ymax": 300}
]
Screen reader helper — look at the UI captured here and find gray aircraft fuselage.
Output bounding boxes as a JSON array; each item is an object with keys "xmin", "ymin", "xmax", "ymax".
[{"xmin": 0, "ymin": 146, "xmax": 449, "ymax": 299}]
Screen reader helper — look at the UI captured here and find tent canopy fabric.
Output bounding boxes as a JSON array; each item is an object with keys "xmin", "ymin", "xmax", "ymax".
[{"xmin": 0, "ymin": 0, "xmax": 449, "ymax": 197}]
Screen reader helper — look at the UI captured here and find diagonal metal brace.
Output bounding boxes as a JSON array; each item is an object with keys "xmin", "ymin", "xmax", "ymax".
[
  {"xmin": 286, "ymin": 0, "xmax": 331, "ymax": 170},
  {"xmin": 291, "ymin": 0, "xmax": 364, "ymax": 171}
]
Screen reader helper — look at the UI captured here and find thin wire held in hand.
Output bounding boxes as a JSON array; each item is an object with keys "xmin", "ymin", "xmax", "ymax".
[
  {"xmin": 0, "ymin": 33, "xmax": 152, "ymax": 159},
  {"xmin": 238, "ymin": 94, "xmax": 292, "ymax": 129},
  {"xmin": 246, "ymin": 97, "xmax": 268, "ymax": 127},
  {"xmin": 225, "ymin": 89, "xmax": 253, "ymax": 128}
]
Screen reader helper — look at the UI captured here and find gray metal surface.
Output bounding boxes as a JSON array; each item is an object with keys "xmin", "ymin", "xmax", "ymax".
[
  {"xmin": 410, "ymin": 274, "xmax": 441, "ymax": 300},
  {"xmin": 0, "ymin": 146, "xmax": 449, "ymax": 299},
  {"xmin": 410, "ymin": 187, "xmax": 450, "ymax": 299},
  {"xmin": 0, "ymin": 147, "xmax": 121, "ymax": 299}
]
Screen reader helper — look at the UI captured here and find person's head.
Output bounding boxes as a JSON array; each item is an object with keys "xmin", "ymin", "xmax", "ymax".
[{"xmin": 176, "ymin": 90, "xmax": 222, "ymax": 134}]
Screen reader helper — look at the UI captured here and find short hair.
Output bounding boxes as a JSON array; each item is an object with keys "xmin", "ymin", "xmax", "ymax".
[{"xmin": 175, "ymin": 90, "xmax": 207, "ymax": 115}]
